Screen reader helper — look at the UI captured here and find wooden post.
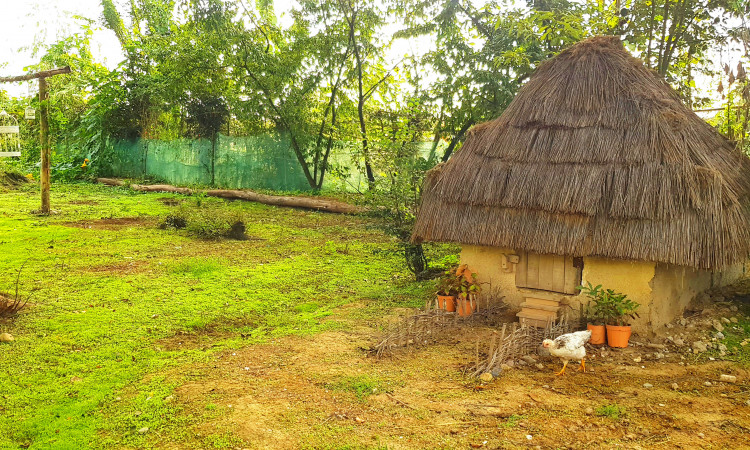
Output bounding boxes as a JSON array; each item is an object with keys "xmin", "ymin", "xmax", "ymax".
[
  {"xmin": 0, "ymin": 66, "xmax": 71, "ymax": 214},
  {"xmin": 39, "ymin": 77, "xmax": 50, "ymax": 213}
]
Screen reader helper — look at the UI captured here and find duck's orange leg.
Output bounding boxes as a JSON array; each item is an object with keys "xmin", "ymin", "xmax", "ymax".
[{"xmin": 555, "ymin": 360, "xmax": 568, "ymax": 376}]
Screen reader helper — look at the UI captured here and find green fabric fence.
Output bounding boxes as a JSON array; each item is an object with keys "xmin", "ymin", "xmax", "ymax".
[{"xmin": 104, "ymin": 133, "xmax": 439, "ymax": 192}]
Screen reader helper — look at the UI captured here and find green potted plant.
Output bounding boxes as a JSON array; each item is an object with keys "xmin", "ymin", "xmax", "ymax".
[
  {"xmin": 456, "ymin": 265, "xmax": 480, "ymax": 317},
  {"xmin": 577, "ymin": 282, "xmax": 607, "ymax": 345},
  {"xmin": 435, "ymin": 269, "xmax": 460, "ymax": 312},
  {"xmin": 596, "ymin": 287, "xmax": 640, "ymax": 348}
]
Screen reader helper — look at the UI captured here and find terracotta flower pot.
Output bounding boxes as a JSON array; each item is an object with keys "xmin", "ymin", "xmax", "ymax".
[
  {"xmin": 606, "ymin": 325, "xmax": 632, "ymax": 348},
  {"xmin": 587, "ymin": 323, "xmax": 606, "ymax": 345},
  {"xmin": 457, "ymin": 295, "xmax": 476, "ymax": 317},
  {"xmin": 437, "ymin": 295, "xmax": 456, "ymax": 312}
]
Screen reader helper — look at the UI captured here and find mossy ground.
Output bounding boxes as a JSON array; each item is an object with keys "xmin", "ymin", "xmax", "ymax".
[
  {"xmin": 0, "ymin": 183, "xmax": 436, "ymax": 449},
  {"xmin": 1, "ymin": 183, "xmax": 748, "ymax": 449}
]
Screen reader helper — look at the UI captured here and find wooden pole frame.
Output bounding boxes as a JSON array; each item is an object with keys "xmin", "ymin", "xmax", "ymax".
[{"xmin": 0, "ymin": 66, "xmax": 71, "ymax": 214}]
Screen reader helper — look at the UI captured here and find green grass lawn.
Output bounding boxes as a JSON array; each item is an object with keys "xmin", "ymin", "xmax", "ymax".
[{"xmin": 0, "ymin": 182, "xmax": 440, "ymax": 449}]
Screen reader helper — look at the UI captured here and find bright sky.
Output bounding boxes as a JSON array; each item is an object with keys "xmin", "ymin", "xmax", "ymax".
[{"xmin": 0, "ymin": 0, "xmax": 122, "ymax": 96}]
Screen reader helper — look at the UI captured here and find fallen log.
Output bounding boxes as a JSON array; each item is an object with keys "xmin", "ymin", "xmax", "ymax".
[
  {"xmin": 205, "ymin": 189, "xmax": 363, "ymax": 214},
  {"xmin": 95, "ymin": 178, "xmax": 364, "ymax": 214}
]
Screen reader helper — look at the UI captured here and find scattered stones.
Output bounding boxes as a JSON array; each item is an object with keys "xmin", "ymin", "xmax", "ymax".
[
  {"xmin": 715, "ymin": 332, "xmax": 725, "ymax": 340},
  {"xmin": 697, "ymin": 432, "xmax": 705, "ymax": 439},
  {"xmin": 673, "ymin": 338, "xmax": 684, "ymax": 346},
  {"xmin": 719, "ymin": 374, "xmax": 737, "ymax": 383},
  {"xmin": 721, "ymin": 317, "xmax": 731, "ymax": 324},
  {"xmin": 730, "ymin": 305, "xmax": 738, "ymax": 312},
  {"xmin": 479, "ymin": 372, "xmax": 494, "ymax": 383},
  {"xmin": 654, "ymin": 353, "xmax": 664, "ymax": 360},
  {"xmin": 704, "ymin": 381, "xmax": 713, "ymax": 387},
  {"xmin": 643, "ymin": 383, "xmax": 653, "ymax": 389},
  {"xmin": 521, "ymin": 355, "xmax": 537, "ymax": 365},
  {"xmin": 718, "ymin": 344, "xmax": 727, "ymax": 353},
  {"xmin": 504, "ymin": 359, "xmax": 515, "ymax": 368},
  {"xmin": 712, "ymin": 320, "xmax": 724, "ymax": 333},
  {"xmin": 692, "ymin": 341, "xmax": 708, "ymax": 353},
  {"xmin": 585, "ymin": 407, "xmax": 595, "ymax": 415},
  {"xmin": 535, "ymin": 363, "xmax": 544, "ymax": 370},
  {"xmin": 633, "ymin": 357, "xmax": 642, "ymax": 363},
  {"xmin": 500, "ymin": 363, "xmax": 512, "ymax": 371},
  {"xmin": 679, "ymin": 318, "xmax": 687, "ymax": 327},
  {"xmin": 730, "ymin": 317, "xmax": 738, "ymax": 323},
  {"xmin": 0, "ymin": 333, "xmax": 13, "ymax": 343},
  {"xmin": 671, "ymin": 383, "xmax": 679, "ymax": 390},
  {"xmin": 138, "ymin": 427, "xmax": 149, "ymax": 434}
]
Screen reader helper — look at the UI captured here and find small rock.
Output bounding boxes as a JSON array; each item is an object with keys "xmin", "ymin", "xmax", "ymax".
[
  {"xmin": 654, "ymin": 353, "xmax": 664, "ymax": 360},
  {"xmin": 697, "ymin": 432, "xmax": 705, "ymax": 439},
  {"xmin": 633, "ymin": 356, "xmax": 642, "ymax": 363},
  {"xmin": 504, "ymin": 359, "xmax": 515, "ymax": 368},
  {"xmin": 704, "ymin": 381, "xmax": 712, "ymax": 387},
  {"xmin": 718, "ymin": 344, "xmax": 727, "ymax": 352},
  {"xmin": 0, "ymin": 333, "xmax": 13, "ymax": 343},
  {"xmin": 712, "ymin": 320, "xmax": 724, "ymax": 332},
  {"xmin": 715, "ymin": 332, "xmax": 725, "ymax": 340},
  {"xmin": 692, "ymin": 341, "xmax": 708, "ymax": 353},
  {"xmin": 500, "ymin": 363, "xmax": 512, "ymax": 371},
  {"xmin": 521, "ymin": 355, "xmax": 537, "ymax": 365},
  {"xmin": 643, "ymin": 383, "xmax": 653, "ymax": 389},
  {"xmin": 730, "ymin": 317, "xmax": 738, "ymax": 323},
  {"xmin": 679, "ymin": 318, "xmax": 688, "ymax": 326},
  {"xmin": 354, "ymin": 416, "xmax": 365, "ymax": 423},
  {"xmin": 746, "ymin": 400, "xmax": 750, "ymax": 407},
  {"xmin": 671, "ymin": 383, "xmax": 679, "ymax": 390},
  {"xmin": 721, "ymin": 317, "xmax": 731, "ymax": 324},
  {"xmin": 479, "ymin": 372, "xmax": 494, "ymax": 383},
  {"xmin": 585, "ymin": 407, "xmax": 594, "ymax": 415},
  {"xmin": 719, "ymin": 374, "xmax": 737, "ymax": 383},
  {"xmin": 490, "ymin": 367, "xmax": 502, "ymax": 377},
  {"xmin": 138, "ymin": 427, "xmax": 149, "ymax": 434},
  {"xmin": 729, "ymin": 305, "xmax": 738, "ymax": 312},
  {"xmin": 673, "ymin": 338, "xmax": 684, "ymax": 346},
  {"xmin": 665, "ymin": 323, "xmax": 673, "ymax": 329},
  {"xmin": 535, "ymin": 363, "xmax": 544, "ymax": 370}
]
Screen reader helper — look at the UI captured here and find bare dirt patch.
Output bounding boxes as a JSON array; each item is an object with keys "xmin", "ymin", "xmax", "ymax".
[
  {"xmin": 162, "ymin": 321, "xmax": 750, "ymax": 449},
  {"xmin": 83, "ymin": 260, "xmax": 149, "ymax": 275},
  {"xmin": 63, "ymin": 217, "xmax": 153, "ymax": 230}
]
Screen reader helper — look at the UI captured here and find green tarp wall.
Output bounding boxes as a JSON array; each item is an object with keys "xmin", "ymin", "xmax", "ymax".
[{"xmin": 106, "ymin": 133, "xmax": 440, "ymax": 192}]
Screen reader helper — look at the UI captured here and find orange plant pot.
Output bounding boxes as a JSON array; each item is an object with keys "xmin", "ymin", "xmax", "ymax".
[
  {"xmin": 606, "ymin": 325, "xmax": 632, "ymax": 348},
  {"xmin": 587, "ymin": 323, "xmax": 606, "ymax": 345},
  {"xmin": 457, "ymin": 295, "xmax": 476, "ymax": 317},
  {"xmin": 437, "ymin": 295, "xmax": 456, "ymax": 312}
]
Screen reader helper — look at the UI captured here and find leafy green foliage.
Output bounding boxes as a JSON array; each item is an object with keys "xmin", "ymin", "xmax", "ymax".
[{"xmin": 578, "ymin": 282, "xmax": 640, "ymax": 326}]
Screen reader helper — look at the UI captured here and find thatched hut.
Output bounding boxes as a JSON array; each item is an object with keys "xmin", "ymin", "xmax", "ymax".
[{"xmin": 412, "ymin": 36, "xmax": 750, "ymax": 332}]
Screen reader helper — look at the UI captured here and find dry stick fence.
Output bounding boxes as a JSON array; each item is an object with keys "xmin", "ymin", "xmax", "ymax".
[
  {"xmin": 373, "ymin": 294, "xmax": 507, "ymax": 358},
  {"xmin": 471, "ymin": 316, "xmax": 571, "ymax": 377}
]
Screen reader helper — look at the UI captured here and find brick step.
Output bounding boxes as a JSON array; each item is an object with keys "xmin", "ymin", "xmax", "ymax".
[
  {"xmin": 520, "ymin": 302, "xmax": 560, "ymax": 312},
  {"xmin": 522, "ymin": 296, "xmax": 561, "ymax": 308}
]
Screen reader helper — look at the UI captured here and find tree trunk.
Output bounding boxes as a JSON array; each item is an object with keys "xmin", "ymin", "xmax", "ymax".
[
  {"xmin": 442, "ymin": 120, "xmax": 474, "ymax": 162},
  {"xmin": 39, "ymin": 77, "xmax": 50, "ymax": 214}
]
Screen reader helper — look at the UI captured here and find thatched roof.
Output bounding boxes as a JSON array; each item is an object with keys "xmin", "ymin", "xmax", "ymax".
[{"xmin": 413, "ymin": 36, "xmax": 750, "ymax": 270}]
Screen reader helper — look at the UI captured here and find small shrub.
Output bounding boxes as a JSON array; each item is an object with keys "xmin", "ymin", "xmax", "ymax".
[
  {"xmin": 158, "ymin": 203, "xmax": 247, "ymax": 240},
  {"xmin": 1, "ymin": 261, "xmax": 32, "ymax": 318},
  {"xmin": 595, "ymin": 403, "xmax": 626, "ymax": 420},
  {"xmin": 326, "ymin": 375, "xmax": 385, "ymax": 402}
]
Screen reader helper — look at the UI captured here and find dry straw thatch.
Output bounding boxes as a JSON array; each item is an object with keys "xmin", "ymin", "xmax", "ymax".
[{"xmin": 413, "ymin": 36, "xmax": 750, "ymax": 270}]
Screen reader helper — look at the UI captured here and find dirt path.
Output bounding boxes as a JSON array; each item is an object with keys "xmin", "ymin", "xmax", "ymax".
[{"xmin": 162, "ymin": 323, "xmax": 749, "ymax": 449}]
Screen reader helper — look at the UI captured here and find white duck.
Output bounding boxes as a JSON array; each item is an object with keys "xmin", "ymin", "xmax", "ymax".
[{"xmin": 542, "ymin": 330, "xmax": 592, "ymax": 376}]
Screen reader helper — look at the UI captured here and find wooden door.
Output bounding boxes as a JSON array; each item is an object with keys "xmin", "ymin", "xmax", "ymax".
[{"xmin": 515, "ymin": 252, "xmax": 581, "ymax": 294}]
